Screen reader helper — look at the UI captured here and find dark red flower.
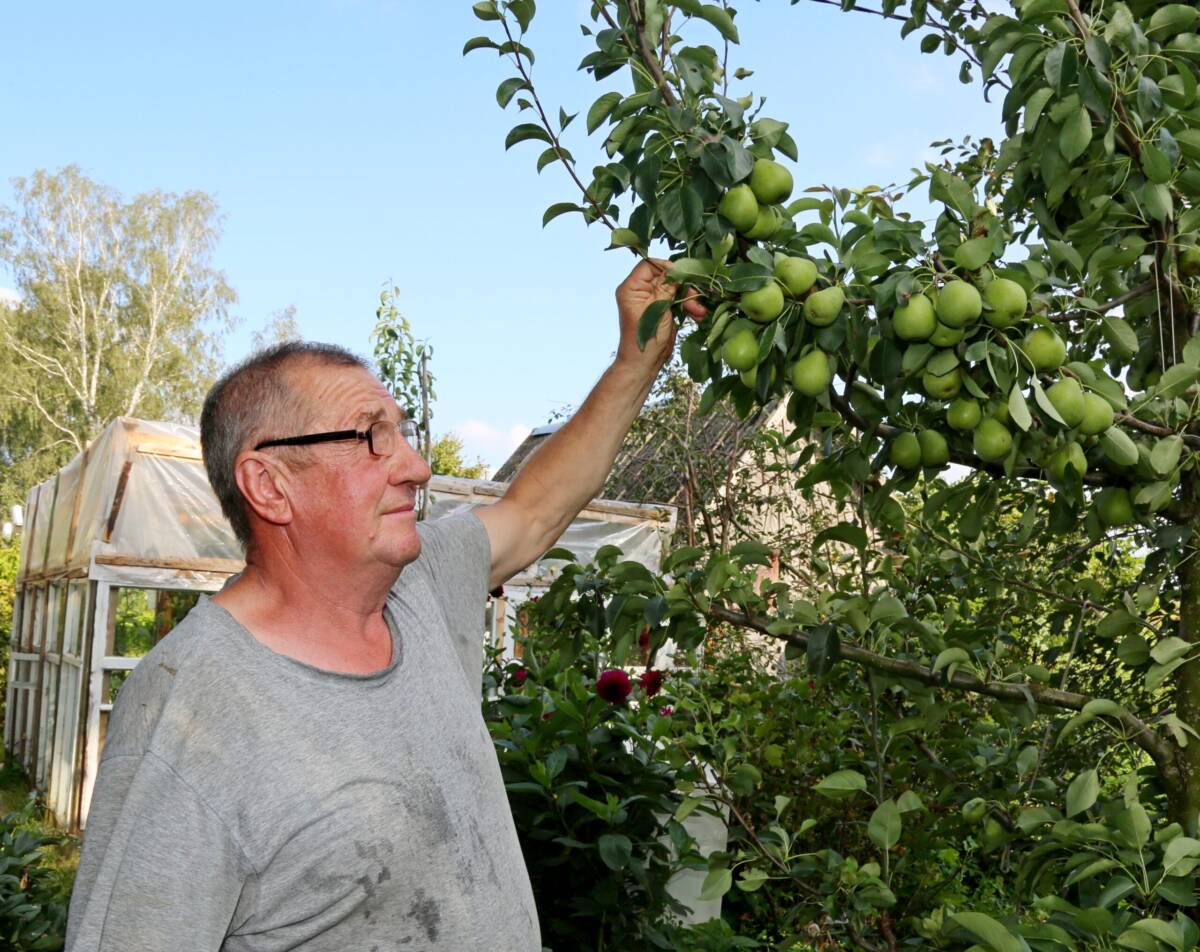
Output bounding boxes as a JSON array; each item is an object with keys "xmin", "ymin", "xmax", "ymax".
[
  {"xmin": 659, "ymin": 705, "xmax": 674, "ymax": 717},
  {"xmin": 596, "ymin": 669, "xmax": 633, "ymax": 704},
  {"xmin": 640, "ymin": 669, "xmax": 664, "ymax": 697},
  {"xmin": 638, "ymin": 627, "xmax": 651, "ymax": 649},
  {"xmin": 511, "ymin": 669, "xmax": 527, "ymax": 686}
]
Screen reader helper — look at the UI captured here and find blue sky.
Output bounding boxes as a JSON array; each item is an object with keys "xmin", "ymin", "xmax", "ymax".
[{"xmin": 2, "ymin": 1, "xmax": 1000, "ymax": 473}]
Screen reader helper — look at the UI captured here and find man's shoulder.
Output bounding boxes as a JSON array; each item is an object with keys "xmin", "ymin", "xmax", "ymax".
[{"xmin": 101, "ymin": 599, "xmax": 241, "ymax": 760}]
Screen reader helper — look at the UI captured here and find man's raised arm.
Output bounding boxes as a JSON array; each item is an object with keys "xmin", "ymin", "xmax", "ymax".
[{"xmin": 474, "ymin": 259, "xmax": 705, "ymax": 590}]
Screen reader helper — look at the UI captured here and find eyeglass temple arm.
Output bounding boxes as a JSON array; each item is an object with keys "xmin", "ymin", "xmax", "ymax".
[{"xmin": 254, "ymin": 429, "xmax": 361, "ymax": 451}]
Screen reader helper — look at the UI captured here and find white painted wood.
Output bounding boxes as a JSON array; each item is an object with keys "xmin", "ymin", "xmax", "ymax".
[{"xmin": 80, "ymin": 582, "xmax": 111, "ymax": 830}]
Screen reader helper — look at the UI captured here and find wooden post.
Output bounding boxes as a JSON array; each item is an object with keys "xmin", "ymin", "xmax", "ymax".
[
  {"xmin": 418, "ymin": 350, "xmax": 432, "ymax": 521},
  {"xmin": 79, "ymin": 582, "xmax": 112, "ymax": 830}
]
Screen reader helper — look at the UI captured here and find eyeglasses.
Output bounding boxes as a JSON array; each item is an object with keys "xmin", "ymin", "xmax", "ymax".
[{"xmin": 254, "ymin": 419, "xmax": 420, "ymax": 457}]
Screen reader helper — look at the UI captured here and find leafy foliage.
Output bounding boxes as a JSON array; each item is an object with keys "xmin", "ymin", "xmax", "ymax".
[
  {"xmin": 482, "ymin": 619, "xmax": 704, "ymax": 950},
  {"xmin": 467, "ymin": 0, "xmax": 1200, "ymax": 944},
  {"xmin": 0, "ymin": 793, "xmax": 75, "ymax": 951}
]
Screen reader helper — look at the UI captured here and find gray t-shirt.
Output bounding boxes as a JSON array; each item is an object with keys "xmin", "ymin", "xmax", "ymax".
[{"xmin": 66, "ymin": 512, "xmax": 540, "ymax": 951}]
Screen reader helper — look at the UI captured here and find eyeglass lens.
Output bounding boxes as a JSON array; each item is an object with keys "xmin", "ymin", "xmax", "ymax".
[{"xmin": 366, "ymin": 420, "xmax": 419, "ymax": 457}]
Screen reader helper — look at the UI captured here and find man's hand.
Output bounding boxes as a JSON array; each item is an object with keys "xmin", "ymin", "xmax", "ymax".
[{"xmin": 615, "ymin": 258, "xmax": 708, "ymax": 371}]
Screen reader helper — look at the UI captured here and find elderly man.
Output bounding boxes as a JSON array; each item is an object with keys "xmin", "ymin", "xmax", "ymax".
[{"xmin": 64, "ymin": 260, "xmax": 704, "ymax": 951}]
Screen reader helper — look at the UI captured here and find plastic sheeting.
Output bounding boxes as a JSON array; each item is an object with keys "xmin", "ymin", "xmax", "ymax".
[
  {"xmin": 18, "ymin": 418, "xmax": 239, "ymax": 579},
  {"xmin": 429, "ymin": 491, "xmax": 667, "ymax": 582}
]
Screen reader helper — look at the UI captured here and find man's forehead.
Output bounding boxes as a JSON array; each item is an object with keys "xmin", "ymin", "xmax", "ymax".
[{"xmin": 291, "ymin": 363, "xmax": 403, "ymax": 423}]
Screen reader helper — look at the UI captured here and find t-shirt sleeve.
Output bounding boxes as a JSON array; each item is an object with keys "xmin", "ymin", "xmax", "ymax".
[
  {"xmin": 415, "ymin": 510, "xmax": 492, "ymax": 687},
  {"xmin": 66, "ymin": 752, "xmax": 251, "ymax": 952}
]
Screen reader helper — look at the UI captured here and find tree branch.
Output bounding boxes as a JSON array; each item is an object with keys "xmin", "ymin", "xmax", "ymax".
[
  {"xmin": 709, "ymin": 603, "xmax": 1177, "ymax": 773},
  {"xmin": 1048, "ymin": 278, "xmax": 1157, "ymax": 324}
]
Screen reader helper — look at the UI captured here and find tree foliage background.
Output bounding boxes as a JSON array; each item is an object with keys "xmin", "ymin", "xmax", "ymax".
[{"xmin": 0, "ymin": 165, "xmax": 236, "ymax": 509}]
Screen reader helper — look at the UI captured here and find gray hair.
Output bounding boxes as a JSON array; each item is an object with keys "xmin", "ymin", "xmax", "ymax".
[{"xmin": 200, "ymin": 341, "xmax": 370, "ymax": 547}]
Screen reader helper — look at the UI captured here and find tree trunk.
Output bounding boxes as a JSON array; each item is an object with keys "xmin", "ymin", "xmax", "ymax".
[{"xmin": 1170, "ymin": 479, "xmax": 1200, "ymax": 831}]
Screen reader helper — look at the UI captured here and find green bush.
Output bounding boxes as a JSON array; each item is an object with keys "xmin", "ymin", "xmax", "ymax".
[
  {"xmin": 0, "ymin": 792, "xmax": 73, "ymax": 951},
  {"xmin": 483, "ymin": 634, "xmax": 705, "ymax": 951}
]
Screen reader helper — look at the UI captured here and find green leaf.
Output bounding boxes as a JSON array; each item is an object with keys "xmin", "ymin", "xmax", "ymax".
[
  {"xmin": 463, "ymin": 35, "xmax": 499, "ymax": 54},
  {"xmin": 807, "ymin": 625, "xmax": 841, "ymax": 677},
  {"xmin": 1084, "ymin": 35, "xmax": 1111, "ymax": 71},
  {"xmin": 814, "ymin": 769, "xmax": 868, "ymax": 799},
  {"xmin": 698, "ymin": 4, "xmax": 740, "ymax": 42},
  {"xmin": 607, "ymin": 228, "xmax": 644, "ymax": 251},
  {"xmin": 597, "ymin": 833, "xmax": 633, "ymax": 870},
  {"xmin": 541, "ymin": 546, "xmax": 577, "ymax": 562},
  {"xmin": 636, "ymin": 299, "xmax": 671, "ymax": 349},
  {"xmin": 472, "ymin": 0, "xmax": 502, "ymax": 21},
  {"xmin": 1142, "ymin": 143, "xmax": 1174, "ymax": 185},
  {"xmin": 674, "ymin": 796, "xmax": 705, "ymax": 822},
  {"xmin": 1024, "ymin": 87, "xmax": 1054, "ymax": 134},
  {"xmin": 1008, "ymin": 386, "xmax": 1032, "ymax": 431},
  {"xmin": 660, "ymin": 185, "xmax": 704, "ymax": 241},
  {"xmin": 1156, "ymin": 364, "xmax": 1200, "ymax": 399},
  {"xmin": 1097, "ymin": 609, "xmax": 1139, "ymax": 639},
  {"xmin": 813, "ymin": 522, "xmax": 868, "ymax": 550},
  {"xmin": 950, "ymin": 912, "xmax": 1025, "ymax": 952},
  {"xmin": 1151, "ymin": 636, "xmax": 1193, "ymax": 665},
  {"xmin": 896, "ymin": 790, "xmax": 924, "ymax": 813},
  {"xmin": 868, "ymin": 799, "xmax": 902, "ymax": 851},
  {"xmin": 1059, "ymin": 107, "xmax": 1092, "ymax": 162},
  {"xmin": 1147, "ymin": 656, "xmax": 1190, "ymax": 694},
  {"xmin": 1162, "ymin": 836, "xmax": 1200, "ymax": 876},
  {"xmin": 1101, "ymin": 316, "xmax": 1138, "ymax": 355},
  {"xmin": 1141, "ymin": 182, "xmax": 1173, "ymax": 222},
  {"xmin": 698, "ymin": 866, "xmax": 732, "ymax": 901},
  {"xmin": 509, "ymin": 0, "xmax": 535, "ymax": 33},
  {"xmin": 586, "ymin": 91, "xmax": 622, "ymax": 133},
  {"xmin": 505, "ymin": 123, "xmax": 553, "ymax": 150},
  {"xmin": 1150, "ymin": 435, "xmax": 1184, "ymax": 476},
  {"xmin": 496, "ymin": 76, "xmax": 529, "ymax": 108},
  {"xmin": 1120, "ymin": 919, "xmax": 1186, "ymax": 952},
  {"xmin": 1100, "ymin": 427, "xmax": 1138, "ymax": 467},
  {"xmin": 542, "ymin": 202, "xmax": 582, "ymax": 227},
  {"xmin": 1066, "ymin": 768, "xmax": 1099, "ymax": 817},
  {"xmin": 955, "ymin": 236, "xmax": 994, "ymax": 270},
  {"xmin": 933, "ymin": 647, "xmax": 971, "ymax": 674},
  {"xmin": 737, "ymin": 868, "xmax": 770, "ymax": 892}
]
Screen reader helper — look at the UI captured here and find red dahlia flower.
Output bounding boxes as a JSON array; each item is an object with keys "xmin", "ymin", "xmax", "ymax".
[
  {"xmin": 640, "ymin": 669, "xmax": 664, "ymax": 697},
  {"xmin": 596, "ymin": 669, "xmax": 633, "ymax": 704}
]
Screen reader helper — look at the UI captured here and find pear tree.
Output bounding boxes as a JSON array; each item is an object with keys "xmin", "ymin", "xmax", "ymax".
[{"xmin": 468, "ymin": 0, "xmax": 1200, "ymax": 944}]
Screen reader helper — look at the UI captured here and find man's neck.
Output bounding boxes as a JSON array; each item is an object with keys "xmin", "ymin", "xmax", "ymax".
[{"xmin": 213, "ymin": 547, "xmax": 400, "ymax": 674}]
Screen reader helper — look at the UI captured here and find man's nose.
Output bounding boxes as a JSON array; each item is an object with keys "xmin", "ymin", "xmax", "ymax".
[{"xmin": 389, "ymin": 438, "xmax": 432, "ymax": 484}]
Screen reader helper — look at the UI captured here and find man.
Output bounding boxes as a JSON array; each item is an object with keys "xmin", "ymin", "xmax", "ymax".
[{"xmin": 65, "ymin": 260, "xmax": 705, "ymax": 951}]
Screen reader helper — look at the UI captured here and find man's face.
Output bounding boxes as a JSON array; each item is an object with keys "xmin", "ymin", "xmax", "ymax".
[{"xmin": 282, "ymin": 363, "xmax": 432, "ymax": 573}]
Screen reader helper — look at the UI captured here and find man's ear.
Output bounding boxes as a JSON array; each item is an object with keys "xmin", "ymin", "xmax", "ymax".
[{"xmin": 234, "ymin": 453, "xmax": 294, "ymax": 530}]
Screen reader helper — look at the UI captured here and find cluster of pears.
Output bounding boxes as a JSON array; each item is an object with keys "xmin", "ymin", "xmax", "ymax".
[
  {"xmin": 697, "ymin": 168, "xmax": 1139, "ymax": 530},
  {"xmin": 885, "ymin": 278, "xmax": 1138, "ymax": 527},
  {"xmin": 713, "ymin": 159, "xmax": 846, "ymax": 400}
]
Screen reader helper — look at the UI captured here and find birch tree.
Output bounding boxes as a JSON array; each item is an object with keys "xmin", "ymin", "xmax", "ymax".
[{"xmin": 0, "ymin": 165, "xmax": 235, "ymax": 499}]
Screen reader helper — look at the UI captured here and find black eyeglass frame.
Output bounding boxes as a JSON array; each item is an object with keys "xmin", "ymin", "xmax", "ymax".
[{"xmin": 254, "ymin": 419, "xmax": 418, "ymax": 457}]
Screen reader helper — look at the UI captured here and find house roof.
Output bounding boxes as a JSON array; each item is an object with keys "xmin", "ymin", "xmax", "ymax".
[{"xmin": 492, "ymin": 392, "xmax": 788, "ymax": 507}]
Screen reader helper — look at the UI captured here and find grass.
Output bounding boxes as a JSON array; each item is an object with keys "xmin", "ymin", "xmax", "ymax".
[{"xmin": 0, "ymin": 761, "xmax": 30, "ymax": 814}]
